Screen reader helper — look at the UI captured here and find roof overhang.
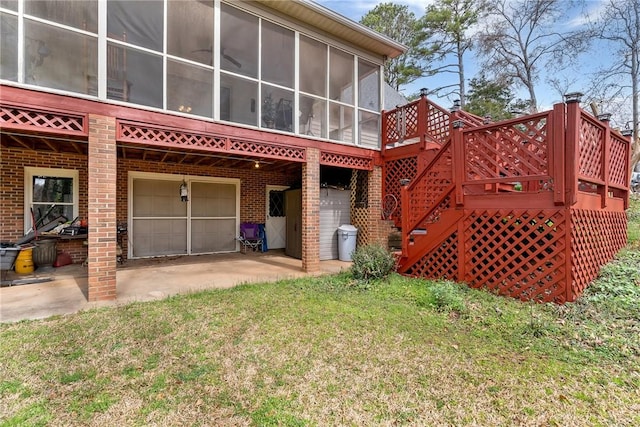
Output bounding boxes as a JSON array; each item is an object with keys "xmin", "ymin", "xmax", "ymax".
[{"xmin": 254, "ymin": 0, "xmax": 407, "ymax": 59}]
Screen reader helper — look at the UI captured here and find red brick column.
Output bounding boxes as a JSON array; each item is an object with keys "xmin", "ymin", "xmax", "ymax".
[
  {"xmin": 302, "ymin": 147, "xmax": 320, "ymax": 272},
  {"xmin": 367, "ymin": 165, "xmax": 385, "ymax": 245},
  {"xmin": 87, "ymin": 115, "xmax": 117, "ymax": 301}
]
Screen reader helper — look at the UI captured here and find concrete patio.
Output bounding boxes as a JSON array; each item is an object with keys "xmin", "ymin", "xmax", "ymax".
[{"xmin": 0, "ymin": 250, "xmax": 351, "ymax": 323}]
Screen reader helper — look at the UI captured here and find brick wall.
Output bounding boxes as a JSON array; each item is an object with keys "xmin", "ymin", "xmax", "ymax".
[
  {"xmin": 2, "ymin": 147, "xmax": 298, "ymax": 265},
  {"xmin": 118, "ymin": 159, "xmax": 296, "ymax": 224},
  {"xmin": 302, "ymin": 147, "xmax": 320, "ymax": 272},
  {"xmin": 0, "ymin": 148, "xmax": 88, "ymax": 243}
]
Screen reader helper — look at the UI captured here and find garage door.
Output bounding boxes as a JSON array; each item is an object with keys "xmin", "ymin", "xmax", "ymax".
[{"xmin": 131, "ymin": 175, "xmax": 238, "ymax": 258}]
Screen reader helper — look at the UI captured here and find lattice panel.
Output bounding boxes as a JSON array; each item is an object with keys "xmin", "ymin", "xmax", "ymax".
[
  {"xmin": 463, "ymin": 209, "xmax": 567, "ymax": 303},
  {"xmin": 426, "ymin": 102, "xmax": 450, "ymax": 143},
  {"xmin": 350, "ymin": 169, "xmax": 369, "ymax": 208},
  {"xmin": 570, "ymin": 209, "xmax": 627, "ymax": 301},
  {"xmin": 227, "ymin": 139, "xmax": 305, "ymax": 160},
  {"xmin": 578, "ymin": 115, "xmax": 604, "ymax": 180},
  {"xmin": 403, "ymin": 103, "xmax": 419, "ymax": 139},
  {"xmin": 383, "ymin": 156, "xmax": 418, "ymax": 226},
  {"xmin": 407, "ymin": 142, "xmax": 453, "ymax": 229},
  {"xmin": 405, "ymin": 231, "xmax": 458, "ymax": 280},
  {"xmin": 609, "ymin": 134, "xmax": 628, "ymax": 187},
  {"xmin": 120, "ymin": 123, "xmax": 227, "ymax": 149},
  {"xmin": 385, "ymin": 108, "xmax": 401, "ymax": 143},
  {"xmin": 464, "ymin": 115, "xmax": 549, "ymax": 181},
  {"xmin": 321, "ymin": 152, "xmax": 373, "ymax": 170},
  {"xmin": 1, "ymin": 105, "xmax": 86, "ymax": 135},
  {"xmin": 118, "ymin": 122, "xmax": 306, "ymax": 161},
  {"xmin": 351, "ymin": 170, "xmax": 370, "ymax": 247},
  {"xmin": 384, "ymin": 103, "xmax": 420, "ymax": 144}
]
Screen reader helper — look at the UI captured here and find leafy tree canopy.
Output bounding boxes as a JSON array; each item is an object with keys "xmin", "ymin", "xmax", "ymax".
[
  {"xmin": 465, "ymin": 75, "xmax": 530, "ymax": 120},
  {"xmin": 360, "ymin": 3, "xmax": 437, "ymax": 91}
]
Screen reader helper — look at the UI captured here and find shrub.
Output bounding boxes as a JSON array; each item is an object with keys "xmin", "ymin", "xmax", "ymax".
[
  {"xmin": 351, "ymin": 244, "xmax": 396, "ymax": 281},
  {"xmin": 427, "ymin": 281, "xmax": 467, "ymax": 313}
]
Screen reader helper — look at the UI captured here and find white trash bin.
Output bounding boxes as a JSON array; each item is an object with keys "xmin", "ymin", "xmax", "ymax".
[{"xmin": 337, "ymin": 224, "xmax": 358, "ymax": 261}]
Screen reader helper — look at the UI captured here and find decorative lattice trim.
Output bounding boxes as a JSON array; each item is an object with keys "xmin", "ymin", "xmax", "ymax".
[
  {"xmin": 1, "ymin": 104, "xmax": 86, "ymax": 135},
  {"xmin": 321, "ymin": 151, "xmax": 373, "ymax": 170},
  {"xmin": 118, "ymin": 122, "xmax": 305, "ymax": 161}
]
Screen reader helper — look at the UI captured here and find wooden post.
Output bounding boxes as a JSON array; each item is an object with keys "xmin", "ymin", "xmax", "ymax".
[
  {"xmin": 418, "ymin": 96, "xmax": 428, "ymax": 151},
  {"xmin": 551, "ymin": 103, "xmax": 566, "ymax": 205},
  {"xmin": 565, "ymin": 100, "xmax": 581, "ymax": 206},
  {"xmin": 457, "ymin": 217, "xmax": 465, "ymax": 284},
  {"xmin": 452, "ymin": 114, "xmax": 465, "ymax": 206},
  {"xmin": 381, "ymin": 109, "xmax": 388, "ymax": 157},
  {"xmin": 601, "ymin": 120, "xmax": 610, "ymax": 209},
  {"xmin": 401, "ymin": 185, "xmax": 409, "ymax": 258}
]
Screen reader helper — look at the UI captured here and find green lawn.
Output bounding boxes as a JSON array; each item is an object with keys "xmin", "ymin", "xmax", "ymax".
[{"xmin": 1, "ymin": 196, "xmax": 638, "ymax": 426}]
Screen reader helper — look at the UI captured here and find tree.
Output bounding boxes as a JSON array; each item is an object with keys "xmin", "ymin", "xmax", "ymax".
[
  {"xmin": 478, "ymin": 0, "xmax": 587, "ymax": 112},
  {"xmin": 465, "ymin": 75, "xmax": 516, "ymax": 120},
  {"xmin": 587, "ymin": 0, "xmax": 640, "ymax": 171},
  {"xmin": 421, "ymin": 0, "xmax": 487, "ymax": 107},
  {"xmin": 360, "ymin": 3, "xmax": 436, "ymax": 91}
]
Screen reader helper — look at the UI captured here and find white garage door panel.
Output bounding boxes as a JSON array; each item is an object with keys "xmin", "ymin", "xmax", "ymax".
[
  {"xmin": 191, "ymin": 219, "xmax": 236, "ymax": 253},
  {"xmin": 133, "ymin": 179, "xmax": 187, "ymax": 217},
  {"xmin": 191, "ymin": 182, "xmax": 236, "ymax": 217},
  {"xmin": 132, "ymin": 218, "xmax": 187, "ymax": 257}
]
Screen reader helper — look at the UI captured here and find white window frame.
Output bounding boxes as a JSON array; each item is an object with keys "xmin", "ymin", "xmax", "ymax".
[{"xmin": 24, "ymin": 167, "xmax": 79, "ymax": 233}]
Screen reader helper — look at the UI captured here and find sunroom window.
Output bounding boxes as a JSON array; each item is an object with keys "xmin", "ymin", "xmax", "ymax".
[
  {"xmin": 261, "ymin": 20, "xmax": 294, "ymax": 88},
  {"xmin": 1, "ymin": 0, "xmax": 384, "ymax": 148}
]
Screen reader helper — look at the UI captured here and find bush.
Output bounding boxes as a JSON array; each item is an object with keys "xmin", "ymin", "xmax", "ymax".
[
  {"xmin": 427, "ymin": 281, "xmax": 467, "ymax": 313},
  {"xmin": 351, "ymin": 244, "xmax": 396, "ymax": 281}
]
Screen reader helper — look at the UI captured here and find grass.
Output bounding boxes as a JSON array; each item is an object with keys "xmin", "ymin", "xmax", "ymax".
[{"xmin": 0, "ymin": 198, "xmax": 638, "ymax": 426}]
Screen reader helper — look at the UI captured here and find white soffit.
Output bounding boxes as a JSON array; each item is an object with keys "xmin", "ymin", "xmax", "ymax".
[{"xmin": 254, "ymin": 0, "xmax": 407, "ymax": 59}]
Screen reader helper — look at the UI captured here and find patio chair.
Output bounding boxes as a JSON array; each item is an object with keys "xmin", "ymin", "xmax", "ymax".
[{"xmin": 237, "ymin": 222, "xmax": 264, "ymax": 253}]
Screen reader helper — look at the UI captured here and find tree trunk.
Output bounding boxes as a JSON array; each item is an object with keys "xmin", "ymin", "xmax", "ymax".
[
  {"xmin": 631, "ymin": 44, "xmax": 640, "ymax": 172},
  {"xmin": 458, "ymin": 43, "xmax": 466, "ymax": 108}
]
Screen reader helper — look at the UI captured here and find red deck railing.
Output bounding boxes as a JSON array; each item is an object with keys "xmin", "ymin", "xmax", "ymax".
[{"xmin": 382, "ymin": 97, "xmax": 632, "ymax": 303}]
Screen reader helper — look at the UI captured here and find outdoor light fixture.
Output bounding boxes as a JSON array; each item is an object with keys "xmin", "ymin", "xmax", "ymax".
[
  {"xmin": 400, "ymin": 178, "xmax": 411, "ymax": 186},
  {"xmin": 180, "ymin": 180, "xmax": 189, "ymax": 202},
  {"xmin": 420, "ymin": 88, "xmax": 428, "ymax": 97},
  {"xmin": 254, "ymin": 160, "xmax": 260, "ymax": 169},
  {"xmin": 452, "ymin": 120, "xmax": 464, "ymax": 129},
  {"xmin": 451, "ymin": 99, "xmax": 461, "ymax": 112},
  {"xmin": 597, "ymin": 113, "xmax": 612, "ymax": 122},
  {"xmin": 563, "ymin": 92, "xmax": 583, "ymax": 103}
]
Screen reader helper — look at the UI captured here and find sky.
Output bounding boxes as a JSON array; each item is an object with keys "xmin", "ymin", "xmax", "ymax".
[{"xmin": 315, "ymin": 0, "xmax": 614, "ymax": 115}]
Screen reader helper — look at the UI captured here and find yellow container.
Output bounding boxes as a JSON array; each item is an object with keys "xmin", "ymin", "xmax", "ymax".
[{"xmin": 15, "ymin": 247, "xmax": 34, "ymax": 274}]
